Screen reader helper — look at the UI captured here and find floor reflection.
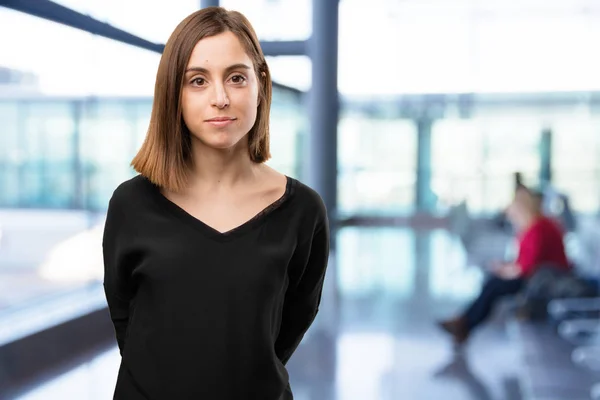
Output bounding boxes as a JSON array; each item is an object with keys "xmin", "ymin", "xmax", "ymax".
[{"xmin": 432, "ymin": 352, "xmax": 494, "ymax": 400}]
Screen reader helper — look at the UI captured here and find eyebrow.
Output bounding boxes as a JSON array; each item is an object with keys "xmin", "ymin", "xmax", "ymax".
[{"xmin": 184, "ymin": 63, "xmax": 252, "ymax": 75}]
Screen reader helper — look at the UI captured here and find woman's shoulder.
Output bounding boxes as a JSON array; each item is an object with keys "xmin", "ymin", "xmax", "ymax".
[
  {"xmin": 524, "ymin": 216, "xmax": 563, "ymax": 241},
  {"xmin": 287, "ymin": 176, "xmax": 327, "ymax": 222},
  {"xmin": 110, "ymin": 174, "xmax": 152, "ymax": 206}
]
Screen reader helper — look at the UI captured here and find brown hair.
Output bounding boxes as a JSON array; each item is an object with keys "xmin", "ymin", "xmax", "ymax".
[{"xmin": 131, "ymin": 7, "xmax": 272, "ymax": 192}]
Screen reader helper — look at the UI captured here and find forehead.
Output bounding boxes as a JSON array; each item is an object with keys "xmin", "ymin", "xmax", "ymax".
[{"xmin": 187, "ymin": 31, "xmax": 253, "ymax": 68}]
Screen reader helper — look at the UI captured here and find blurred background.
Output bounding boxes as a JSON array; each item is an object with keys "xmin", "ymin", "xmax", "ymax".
[{"xmin": 1, "ymin": 0, "xmax": 600, "ymax": 399}]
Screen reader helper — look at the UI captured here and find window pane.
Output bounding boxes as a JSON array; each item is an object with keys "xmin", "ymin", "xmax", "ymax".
[
  {"xmin": 266, "ymin": 85, "xmax": 306, "ymax": 179},
  {"xmin": 338, "ymin": 1, "xmax": 600, "ymax": 95},
  {"xmin": 80, "ymin": 100, "xmax": 150, "ymax": 211},
  {"xmin": 431, "ymin": 119, "xmax": 485, "ymax": 211},
  {"xmin": 432, "ymin": 116, "xmax": 541, "ymax": 214},
  {"xmin": 0, "ymin": 7, "xmax": 160, "ymax": 96},
  {"xmin": 220, "ymin": 0, "xmax": 312, "ymax": 41},
  {"xmin": 0, "ymin": 103, "xmax": 20, "ymax": 207},
  {"xmin": 54, "ymin": 0, "xmax": 200, "ymax": 43},
  {"xmin": 339, "ymin": 116, "xmax": 417, "ymax": 216},
  {"xmin": 20, "ymin": 102, "xmax": 77, "ymax": 208},
  {"xmin": 551, "ymin": 115, "xmax": 600, "ymax": 212},
  {"xmin": 55, "ymin": 0, "xmax": 312, "ymax": 42},
  {"xmin": 266, "ymin": 56, "xmax": 311, "ymax": 92}
]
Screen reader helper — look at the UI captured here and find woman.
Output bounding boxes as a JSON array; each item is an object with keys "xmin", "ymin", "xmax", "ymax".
[
  {"xmin": 103, "ymin": 7, "xmax": 330, "ymax": 399},
  {"xmin": 438, "ymin": 187, "xmax": 569, "ymax": 345}
]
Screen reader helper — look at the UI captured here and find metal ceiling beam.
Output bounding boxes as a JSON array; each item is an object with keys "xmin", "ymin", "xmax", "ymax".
[
  {"xmin": 260, "ymin": 40, "xmax": 307, "ymax": 57},
  {"xmin": 0, "ymin": 0, "xmax": 308, "ymax": 57},
  {"xmin": 0, "ymin": 0, "xmax": 165, "ymax": 53},
  {"xmin": 200, "ymin": 0, "xmax": 220, "ymax": 8}
]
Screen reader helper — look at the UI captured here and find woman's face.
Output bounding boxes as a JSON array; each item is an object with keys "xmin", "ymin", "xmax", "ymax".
[
  {"xmin": 181, "ymin": 31, "xmax": 260, "ymax": 152},
  {"xmin": 506, "ymin": 199, "xmax": 526, "ymax": 229},
  {"xmin": 506, "ymin": 190, "xmax": 537, "ymax": 230}
]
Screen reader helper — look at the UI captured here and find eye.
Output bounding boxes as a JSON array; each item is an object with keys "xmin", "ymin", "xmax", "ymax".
[
  {"xmin": 230, "ymin": 74, "xmax": 246, "ymax": 84},
  {"xmin": 190, "ymin": 77, "xmax": 205, "ymax": 86}
]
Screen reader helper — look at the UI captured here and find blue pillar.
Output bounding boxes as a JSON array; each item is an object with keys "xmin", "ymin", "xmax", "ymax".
[
  {"xmin": 416, "ymin": 118, "xmax": 434, "ymax": 212},
  {"xmin": 308, "ymin": 0, "xmax": 339, "ymax": 238},
  {"xmin": 540, "ymin": 127, "xmax": 552, "ymax": 188},
  {"xmin": 200, "ymin": 0, "xmax": 219, "ymax": 8}
]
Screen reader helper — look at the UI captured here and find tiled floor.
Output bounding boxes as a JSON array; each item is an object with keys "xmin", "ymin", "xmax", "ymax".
[{"xmin": 13, "ymin": 227, "xmax": 526, "ymax": 400}]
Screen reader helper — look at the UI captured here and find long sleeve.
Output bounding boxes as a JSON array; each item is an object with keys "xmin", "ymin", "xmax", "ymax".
[
  {"xmin": 98, "ymin": 175, "xmax": 335, "ymax": 398},
  {"xmin": 516, "ymin": 228, "xmax": 542, "ymax": 277},
  {"xmin": 102, "ymin": 194, "xmax": 134, "ymax": 355},
  {"xmin": 274, "ymin": 217, "xmax": 330, "ymax": 365},
  {"xmin": 516, "ymin": 218, "xmax": 569, "ymax": 277}
]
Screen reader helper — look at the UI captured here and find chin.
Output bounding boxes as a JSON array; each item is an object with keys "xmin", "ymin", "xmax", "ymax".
[
  {"xmin": 190, "ymin": 127, "xmax": 248, "ymax": 148},
  {"xmin": 197, "ymin": 136, "xmax": 246, "ymax": 151}
]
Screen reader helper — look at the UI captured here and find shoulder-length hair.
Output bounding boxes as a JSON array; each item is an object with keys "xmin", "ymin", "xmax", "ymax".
[{"xmin": 131, "ymin": 7, "xmax": 272, "ymax": 192}]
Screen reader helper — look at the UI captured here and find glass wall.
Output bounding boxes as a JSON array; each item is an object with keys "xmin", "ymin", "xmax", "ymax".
[
  {"xmin": 341, "ymin": 93, "xmax": 600, "ymax": 218},
  {"xmin": 0, "ymin": 87, "xmax": 305, "ymax": 211},
  {"xmin": 0, "ymin": 7, "xmax": 160, "ymax": 97},
  {"xmin": 338, "ymin": 115, "xmax": 417, "ymax": 217},
  {"xmin": 53, "ymin": 0, "xmax": 200, "ymax": 43},
  {"xmin": 338, "ymin": 0, "xmax": 600, "ymax": 96},
  {"xmin": 7, "ymin": 95, "xmax": 596, "ymax": 219},
  {"xmin": 221, "ymin": 0, "xmax": 312, "ymax": 41},
  {"xmin": 431, "ymin": 115, "xmax": 542, "ymax": 214},
  {"xmin": 551, "ymin": 115, "xmax": 600, "ymax": 213}
]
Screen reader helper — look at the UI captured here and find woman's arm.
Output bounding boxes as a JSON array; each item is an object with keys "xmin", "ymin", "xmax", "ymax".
[
  {"xmin": 102, "ymin": 194, "xmax": 133, "ymax": 355},
  {"xmin": 274, "ymin": 217, "xmax": 330, "ymax": 365},
  {"xmin": 491, "ymin": 226, "xmax": 545, "ymax": 280}
]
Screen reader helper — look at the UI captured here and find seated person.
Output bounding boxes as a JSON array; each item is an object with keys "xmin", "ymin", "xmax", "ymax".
[{"xmin": 438, "ymin": 187, "xmax": 570, "ymax": 345}]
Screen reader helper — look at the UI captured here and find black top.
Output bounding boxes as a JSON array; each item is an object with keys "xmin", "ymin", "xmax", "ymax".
[{"xmin": 102, "ymin": 175, "xmax": 330, "ymax": 400}]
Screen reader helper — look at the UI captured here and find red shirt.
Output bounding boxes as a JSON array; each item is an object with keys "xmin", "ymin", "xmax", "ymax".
[{"xmin": 516, "ymin": 216, "xmax": 570, "ymax": 277}]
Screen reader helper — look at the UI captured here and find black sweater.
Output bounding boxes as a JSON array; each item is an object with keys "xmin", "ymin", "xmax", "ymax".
[{"xmin": 102, "ymin": 175, "xmax": 330, "ymax": 400}]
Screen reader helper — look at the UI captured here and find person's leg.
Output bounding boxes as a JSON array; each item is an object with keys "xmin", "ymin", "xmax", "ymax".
[
  {"xmin": 439, "ymin": 276, "xmax": 524, "ymax": 344},
  {"xmin": 463, "ymin": 276, "xmax": 524, "ymax": 331}
]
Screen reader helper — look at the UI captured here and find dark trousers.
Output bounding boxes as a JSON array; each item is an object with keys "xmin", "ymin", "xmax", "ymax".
[{"xmin": 464, "ymin": 276, "xmax": 525, "ymax": 331}]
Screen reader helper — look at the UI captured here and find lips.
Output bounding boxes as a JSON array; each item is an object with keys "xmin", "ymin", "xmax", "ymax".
[
  {"xmin": 206, "ymin": 117, "xmax": 236, "ymax": 122},
  {"xmin": 205, "ymin": 117, "xmax": 236, "ymax": 128}
]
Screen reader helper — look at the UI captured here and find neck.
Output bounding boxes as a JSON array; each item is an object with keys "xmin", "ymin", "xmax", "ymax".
[{"xmin": 188, "ymin": 137, "xmax": 259, "ymax": 190}]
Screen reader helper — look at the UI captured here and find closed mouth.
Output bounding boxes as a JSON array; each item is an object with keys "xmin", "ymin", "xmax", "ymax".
[{"xmin": 206, "ymin": 117, "xmax": 236, "ymax": 122}]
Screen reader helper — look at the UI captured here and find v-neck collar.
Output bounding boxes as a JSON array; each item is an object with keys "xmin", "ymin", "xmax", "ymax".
[{"xmin": 144, "ymin": 175, "xmax": 296, "ymax": 242}]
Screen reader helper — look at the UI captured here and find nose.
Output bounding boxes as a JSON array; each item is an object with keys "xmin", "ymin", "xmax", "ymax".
[{"xmin": 210, "ymin": 82, "xmax": 229, "ymax": 109}]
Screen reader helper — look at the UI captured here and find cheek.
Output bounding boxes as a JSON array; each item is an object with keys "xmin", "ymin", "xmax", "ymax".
[
  {"xmin": 246, "ymin": 100, "xmax": 259, "ymax": 120},
  {"xmin": 181, "ymin": 92, "xmax": 192, "ymax": 120},
  {"xmin": 181, "ymin": 93, "xmax": 204, "ymax": 124},
  {"xmin": 242, "ymin": 104, "xmax": 258, "ymax": 132},
  {"xmin": 233, "ymin": 92, "xmax": 259, "ymax": 119}
]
